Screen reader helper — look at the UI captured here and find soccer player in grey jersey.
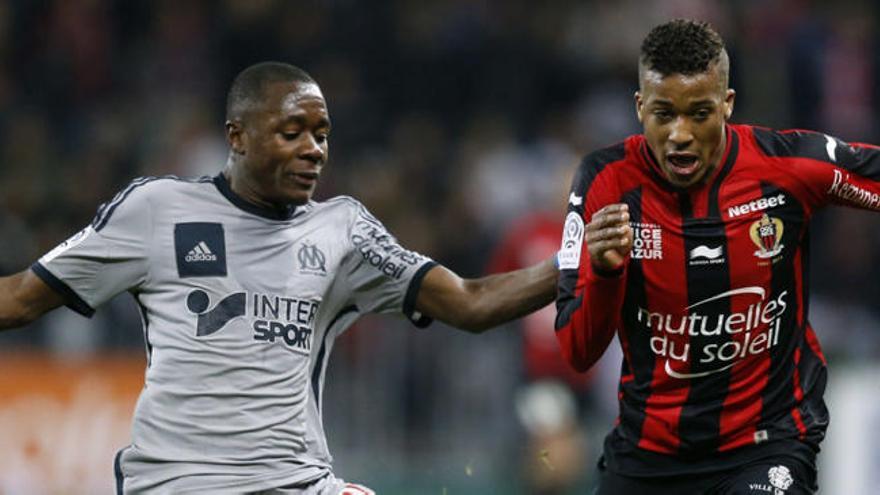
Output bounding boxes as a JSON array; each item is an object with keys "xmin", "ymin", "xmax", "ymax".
[{"xmin": 0, "ymin": 62, "xmax": 559, "ymax": 494}]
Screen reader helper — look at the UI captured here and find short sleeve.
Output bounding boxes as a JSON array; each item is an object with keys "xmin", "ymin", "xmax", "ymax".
[
  {"xmin": 31, "ymin": 179, "xmax": 153, "ymax": 316},
  {"xmin": 341, "ymin": 202, "xmax": 436, "ymax": 327}
]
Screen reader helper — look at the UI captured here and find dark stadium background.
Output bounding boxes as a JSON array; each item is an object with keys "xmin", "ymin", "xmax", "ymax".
[{"xmin": 0, "ymin": 1, "xmax": 878, "ymax": 493}]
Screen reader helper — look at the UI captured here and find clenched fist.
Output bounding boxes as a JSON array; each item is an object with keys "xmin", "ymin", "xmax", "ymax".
[{"xmin": 585, "ymin": 203, "xmax": 632, "ymax": 273}]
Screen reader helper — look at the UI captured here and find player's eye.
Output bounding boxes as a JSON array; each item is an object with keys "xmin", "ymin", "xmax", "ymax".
[
  {"xmin": 282, "ymin": 132, "xmax": 300, "ymax": 140},
  {"xmin": 654, "ymin": 110, "xmax": 673, "ymax": 121},
  {"xmin": 315, "ymin": 133, "xmax": 329, "ymax": 143},
  {"xmin": 693, "ymin": 109, "xmax": 712, "ymax": 120}
]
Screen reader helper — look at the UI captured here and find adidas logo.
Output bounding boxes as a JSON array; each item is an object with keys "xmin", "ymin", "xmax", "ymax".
[{"xmin": 185, "ymin": 241, "xmax": 218, "ymax": 262}]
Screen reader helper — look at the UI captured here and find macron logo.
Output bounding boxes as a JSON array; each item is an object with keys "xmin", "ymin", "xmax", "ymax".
[{"xmin": 185, "ymin": 241, "xmax": 218, "ymax": 262}]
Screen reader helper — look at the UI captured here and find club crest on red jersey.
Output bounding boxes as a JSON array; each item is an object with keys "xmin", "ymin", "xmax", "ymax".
[{"xmin": 749, "ymin": 214, "xmax": 784, "ymax": 259}]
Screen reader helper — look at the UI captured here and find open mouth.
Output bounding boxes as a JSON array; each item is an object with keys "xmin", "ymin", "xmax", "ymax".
[{"xmin": 665, "ymin": 153, "xmax": 701, "ymax": 176}]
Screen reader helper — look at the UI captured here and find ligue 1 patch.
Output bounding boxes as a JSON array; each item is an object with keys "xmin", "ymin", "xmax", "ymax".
[
  {"xmin": 41, "ymin": 226, "xmax": 95, "ymax": 264},
  {"xmin": 558, "ymin": 212, "xmax": 584, "ymax": 270},
  {"xmin": 749, "ymin": 214, "xmax": 784, "ymax": 260},
  {"xmin": 175, "ymin": 222, "xmax": 227, "ymax": 277}
]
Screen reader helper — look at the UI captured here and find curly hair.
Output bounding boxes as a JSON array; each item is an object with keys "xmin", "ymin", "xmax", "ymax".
[{"xmin": 640, "ymin": 19, "xmax": 725, "ymax": 76}]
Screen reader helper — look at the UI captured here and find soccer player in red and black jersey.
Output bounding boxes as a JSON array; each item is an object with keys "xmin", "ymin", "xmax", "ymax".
[{"xmin": 555, "ymin": 19, "xmax": 880, "ymax": 494}]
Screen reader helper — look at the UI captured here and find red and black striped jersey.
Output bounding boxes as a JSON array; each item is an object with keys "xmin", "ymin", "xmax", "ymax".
[{"xmin": 555, "ymin": 124, "xmax": 880, "ymax": 476}]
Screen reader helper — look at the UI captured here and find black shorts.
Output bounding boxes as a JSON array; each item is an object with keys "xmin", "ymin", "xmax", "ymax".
[{"xmin": 593, "ymin": 454, "xmax": 818, "ymax": 495}]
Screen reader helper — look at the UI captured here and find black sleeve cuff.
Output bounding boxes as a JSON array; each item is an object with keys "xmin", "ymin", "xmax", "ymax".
[
  {"xmin": 592, "ymin": 264, "xmax": 625, "ymax": 279},
  {"xmin": 30, "ymin": 262, "xmax": 96, "ymax": 317},
  {"xmin": 403, "ymin": 261, "xmax": 438, "ymax": 328}
]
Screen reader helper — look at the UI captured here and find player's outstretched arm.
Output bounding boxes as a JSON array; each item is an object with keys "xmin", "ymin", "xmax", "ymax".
[
  {"xmin": 0, "ymin": 269, "xmax": 65, "ymax": 330},
  {"xmin": 414, "ymin": 257, "xmax": 558, "ymax": 333}
]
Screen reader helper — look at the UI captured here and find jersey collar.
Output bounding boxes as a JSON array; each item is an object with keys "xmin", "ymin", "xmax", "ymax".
[{"xmin": 213, "ymin": 173, "xmax": 299, "ymax": 221}]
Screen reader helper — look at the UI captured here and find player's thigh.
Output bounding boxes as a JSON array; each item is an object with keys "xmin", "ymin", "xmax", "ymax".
[{"xmin": 712, "ymin": 458, "xmax": 817, "ymax": 495}]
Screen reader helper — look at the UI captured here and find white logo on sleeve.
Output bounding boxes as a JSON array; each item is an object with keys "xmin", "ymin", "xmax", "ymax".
[
  {"xmin": 568, "ymin": 192, "xmax": 583, "ymax": 206},
  {"xmin": 827, "ymin": 169, "xmax": 880, "ymax": 210},
  {"xmin": 185, "ymin": 241, "xmax": 218, "ymax": 262},
  {"xmin": 41, "ymin": 226, "xmax": 95, "ymax": 264},
  {"xmin": 558, "ymin": 212, "xmax": 584, "ymax": 270},
  {"xmin": 825, "ymin": 134, "xmax": 838, "ymax": 162}
]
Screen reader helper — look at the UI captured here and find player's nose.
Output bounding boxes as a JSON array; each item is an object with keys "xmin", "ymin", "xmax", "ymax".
[
  {"xmin": 668, "ymin": 117, "xmax": 693, "ymax": 146},
  {"xmin": 299, "ymin": 133, "xmax": 326, "ymax": 163}
]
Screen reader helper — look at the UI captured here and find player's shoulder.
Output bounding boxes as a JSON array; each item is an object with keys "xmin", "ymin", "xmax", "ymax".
[
  {"xmin": 308, "ymin": 195, "xmax": 377, "ymax": 224},
  {"xmin": 309, "ymin": 196, "xmax": 390, "ymax": 247},
  {"xmin": 314, "ymin": 194, "xmax": 363, "ymax": 209},
  {"xmin": 110, "ymin": 174, "xmax": 214, "ymax": 199},
  {"xmin": 310, "ymin": 195, "xmax": 364, "ymax": 216},
  {"xmin": 92, "ymin": 175, "xmax": 214, "ymax": 231},
  {"xmin": 743, "ymin": 124, "xmax": 835, "ymax": 161},
  {"xmin": 577, "ymin": 140, "xmax": 631, "ymax": 173},
  {"xmin": 570, "ymin": 139, "xmax": 635, "ymax": 195}
]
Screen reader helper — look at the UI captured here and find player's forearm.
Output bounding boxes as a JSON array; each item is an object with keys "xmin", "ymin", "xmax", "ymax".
[
  {"xmin": 452, "ymin": 257, "xmax": 558, "ymax": 332},
  {"xmin": 0, "ymin": 272, "xmax": 40, "ymax": 330},
  {"xmin": 0, "ymin": 270, "xmax": 63, "ymax": 330}
]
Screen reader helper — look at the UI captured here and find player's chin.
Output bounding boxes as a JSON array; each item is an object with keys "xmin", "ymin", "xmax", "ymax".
[
  {"xmin": 663, "ymin": 166, "xmax": 707, "ymax": 189},
  {"xmin": 278, "ymin": 185, "xmax": 314, "ymax": 205},
  {"xmin": 277, "ymin": 175, "xmax": 317, "ymax": 204}
]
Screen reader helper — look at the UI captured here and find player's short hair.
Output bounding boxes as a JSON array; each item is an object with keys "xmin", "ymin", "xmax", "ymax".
[
  {"xmin": 640, "ymin": 19, "xmax": 726, "ymax": 77},
  {"xmin": 226, "ymin": 62, "xmax": 315, "ymax": 120}
]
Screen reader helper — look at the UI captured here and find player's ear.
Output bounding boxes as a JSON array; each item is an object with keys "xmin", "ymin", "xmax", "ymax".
[
  {"xmin": 634, "ymin": 91, "xmax": 645, "ymax": 124},
  {"xmin": 723, "ymin": 89, "xmax": 736, "ymax": 121},
  {"xmin": 226, "ymin": 119, "xmax": 246, "ymax": 155}
]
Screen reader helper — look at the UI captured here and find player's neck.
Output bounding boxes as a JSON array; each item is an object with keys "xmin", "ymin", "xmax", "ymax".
[
  {"xmin": 222, "ymin": 167, "xmax": 290, "ymax": 212},
  {"xmin": 701, "ymin": 125, "xmax": 729, "ymax": 186}
]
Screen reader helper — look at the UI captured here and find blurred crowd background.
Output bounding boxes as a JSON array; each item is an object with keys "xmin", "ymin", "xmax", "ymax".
[{"xmin": 1, "ymin": 0, "xmax": 879, "ymax": 493}]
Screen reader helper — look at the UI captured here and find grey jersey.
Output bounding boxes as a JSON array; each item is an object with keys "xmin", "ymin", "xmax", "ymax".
[{"xmin": 33, "ymin": 174, "xmax": 436, "ymax": 494}]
